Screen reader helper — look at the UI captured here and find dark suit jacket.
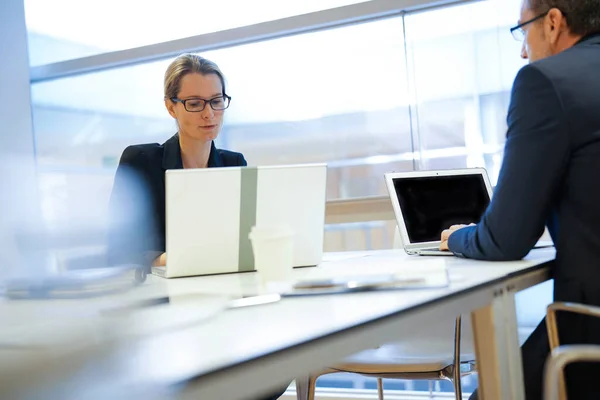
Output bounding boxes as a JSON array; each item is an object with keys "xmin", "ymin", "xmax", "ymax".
[
  {"xmin": 448, "ymin": 32, "xmax": 600, "ymax": 292},
  {"xmin": 449, "ymin": 33, "xmax": 600, "ymax": 399},
  {"xmin": 107, "ymin": 133, "xmax": 247, "ymax": 267}
]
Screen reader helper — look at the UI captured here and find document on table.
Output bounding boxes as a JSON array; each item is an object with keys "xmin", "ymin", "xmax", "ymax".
[{"xmin": 282, "ymin": 255, "xmax": 449, "ymax": 296}]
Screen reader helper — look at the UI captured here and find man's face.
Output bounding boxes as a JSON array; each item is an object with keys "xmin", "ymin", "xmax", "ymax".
[{"xmin": 519, "ymin": 1, "xmax": 553, "ymax": 62}]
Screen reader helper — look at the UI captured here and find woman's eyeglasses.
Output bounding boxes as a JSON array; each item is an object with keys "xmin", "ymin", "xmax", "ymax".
[{"xmin": 170, "ymin": 95, "xmax": 231, "ymax": 112}]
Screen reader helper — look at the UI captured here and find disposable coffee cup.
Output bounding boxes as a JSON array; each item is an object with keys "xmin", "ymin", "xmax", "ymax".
[{"xmin": 248, "ymin": 225, "xmax": 294, "ymax": 285}]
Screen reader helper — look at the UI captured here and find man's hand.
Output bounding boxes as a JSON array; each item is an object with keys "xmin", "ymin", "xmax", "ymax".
[{"xmin": 440, "ymin": 223, "xmax": 476, "ymax": 251}]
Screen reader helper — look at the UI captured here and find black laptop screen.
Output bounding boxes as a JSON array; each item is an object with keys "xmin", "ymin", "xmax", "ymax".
[{"xmin": 392, "ymin": 174, "xmax": 490, "ymax": 244}]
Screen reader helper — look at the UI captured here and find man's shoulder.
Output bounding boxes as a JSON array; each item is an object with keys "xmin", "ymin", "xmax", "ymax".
[
  {"xmin": 531, "ymin": 54, "xmax": 571, "ymax": 77},
  {"xmin": 511, "ymin": 53, "xmax": 588, "ymax": 102},
  {"xmin": 525, "ymin": 45, "xmax": 596, "ymax": 84}
]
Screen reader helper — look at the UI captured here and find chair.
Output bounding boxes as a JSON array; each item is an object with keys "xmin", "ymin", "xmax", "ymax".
[
  {"xmin": 543, "ymin": 345, "xmax": 600, "ymax": 400},
  {"xmin": 296, "ymin": 316, "xmax": 477, "ymax": 400},
  {"xmin": 544, "ymin": 302, "xmax": 600, "ymax": 400},
  {"xmin": 296, "ymin": 228, "xmax": 475, "ymax": 400}
]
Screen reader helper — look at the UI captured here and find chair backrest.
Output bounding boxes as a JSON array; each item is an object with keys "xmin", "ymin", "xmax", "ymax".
[
  {"xmin": 546, "ymin": 302, "xmax": 600, "ymax": 350},
  {"xmin": 543, "ymin": 345, "xmax": 600, "ymax": 400}
]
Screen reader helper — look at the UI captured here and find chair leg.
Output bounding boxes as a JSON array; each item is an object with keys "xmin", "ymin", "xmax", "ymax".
[
  {"xmin": 452, "ymin": 316, "xmax": 463, "ymax": 400},
  {"xmin": 377, "ymin": 378, "xmax": 384, "ymax": 400},
  {"xmin": 428, "ymin": 380, "xmax": 434, "ymax": 398},
  {"xmin": 295, "ymin": 376, "xmax": 317, "ymax": 400},
  {"xmin": 450, "ymin": 375, "xmax": 463, "ymax": 400}
]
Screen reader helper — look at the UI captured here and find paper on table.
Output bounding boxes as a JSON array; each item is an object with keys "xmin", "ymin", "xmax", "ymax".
[
  {"xmin": 284, "ymin": 256, "xmax": 450, "ymax": 296},
  {"xmin": 320, "ymin": 252, "xmax": 372, "ymax": 263},
  {"xmin": 310, "ymin": 255, "xmax": 445, "ymax": 277}
]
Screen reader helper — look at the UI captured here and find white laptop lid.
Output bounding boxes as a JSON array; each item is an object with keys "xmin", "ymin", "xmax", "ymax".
[
  {"xmin": 165, "ymin": 163, "xmax": 326, "ymax": 278},
  {"xmin": 166, "ymin": 167, "xmax": 243, "ymax": 278},
  {"xmin": 255, "ymin": 164, "xmax": 327, "ymax": 268},
  {"xmin": 384, "ymin": 168, "xmax": 493, "ymax": 252}
]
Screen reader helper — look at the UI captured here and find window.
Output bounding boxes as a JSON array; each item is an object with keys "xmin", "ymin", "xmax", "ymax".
[
  {"xmin": 29, "ymin": 0, "xmax": 528, "ymax": 243},
  {"xmin": 24, "ymin": 0, "xmax": 368, "ymax": 65},
  {"xmin": 404, "ymin": 0, "xmax": 526, "ymax": 184},
  {"xmin": 31, "ymin": 16, "xmax": 411, "ymax": 228}
]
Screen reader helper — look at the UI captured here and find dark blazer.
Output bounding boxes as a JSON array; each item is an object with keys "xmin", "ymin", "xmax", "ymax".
[
  {"xmin": 107, "ymin": 133, "xmax": 247, "ymax": 267},
  {"xmin": 107, "ymin": 135, "xmax": 289, "ymax": 400},
  {"xmin": 449, "ymin": 33, "xmax": 600, "ymax": 400}
]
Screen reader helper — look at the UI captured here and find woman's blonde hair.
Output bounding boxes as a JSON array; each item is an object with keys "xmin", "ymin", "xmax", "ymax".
[{"xmin": 163, "ymin": 54, "xmax": 226, "ymax": 100}]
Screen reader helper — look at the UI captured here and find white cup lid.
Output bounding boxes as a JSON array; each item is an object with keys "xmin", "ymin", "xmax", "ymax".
[{"xmin": 249, "ymin": 225, "xmax": 294, "ymax": 240}]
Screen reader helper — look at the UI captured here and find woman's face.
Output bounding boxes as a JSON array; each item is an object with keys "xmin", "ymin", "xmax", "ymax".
[{"xmin": 166, "ymin": 72, "xmax": 225, "ymax": 143}]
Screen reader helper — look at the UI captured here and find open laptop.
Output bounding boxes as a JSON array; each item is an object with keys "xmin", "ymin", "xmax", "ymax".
[
  {"xmin": 384, "ymin": 168, "xmax": 493, "ymax": 256},
  {"xmin": 152, "ymin": 163, "xmax": 327, "ymax": 278}
]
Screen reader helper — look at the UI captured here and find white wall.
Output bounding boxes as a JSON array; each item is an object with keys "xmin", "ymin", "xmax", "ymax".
[
  {"xmin": 0, "ymin": 0, "xmax": 42, "ymax": 278},
  {"xmin": 0, "ymin": 0, "xmax": 35, "ymax": 153}
]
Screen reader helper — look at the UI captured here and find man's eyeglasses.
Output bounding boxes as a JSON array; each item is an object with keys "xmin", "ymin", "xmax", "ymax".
[
  {"xmin": 510, "ymin": 11, "xmax": 549, "ymax": 41},
  {"xmin": 170, "ymin": 95, "xmax": 231, "ymax": 112}
]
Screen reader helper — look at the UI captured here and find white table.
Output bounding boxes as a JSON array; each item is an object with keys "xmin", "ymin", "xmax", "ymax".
[{"xmin": 0, "ymin": 249, "xmax": 555, "ymax": 400}]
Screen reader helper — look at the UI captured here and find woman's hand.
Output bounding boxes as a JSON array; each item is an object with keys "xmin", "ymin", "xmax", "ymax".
[{"xmin": 152, "ymin": 252, "xmax": 167, "ymax": 267}]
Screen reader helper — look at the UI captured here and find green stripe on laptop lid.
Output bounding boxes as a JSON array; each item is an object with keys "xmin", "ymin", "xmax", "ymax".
[{"xmin": 238, "ymin": 167, "xmax": 258, "ymax": 272}]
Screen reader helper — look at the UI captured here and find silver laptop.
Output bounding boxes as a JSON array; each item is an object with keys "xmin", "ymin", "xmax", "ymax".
[
  {"xmin": 152, "ymin": 163, "xmax": 327, "ymax": 278},
  {"xmin": 384, "ymin": 168, "xmax": 493, "ymax": 256}
]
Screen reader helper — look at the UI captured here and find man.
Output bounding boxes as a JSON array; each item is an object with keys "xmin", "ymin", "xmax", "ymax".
[{"xmin": 439, "ymin": 0, "xmax": 600, "ymax": 398}]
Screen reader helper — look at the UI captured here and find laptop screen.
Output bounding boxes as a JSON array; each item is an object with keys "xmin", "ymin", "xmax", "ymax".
[{"xmin": 392, "ymin": 174, "xmax": 490, "ymax": 244}]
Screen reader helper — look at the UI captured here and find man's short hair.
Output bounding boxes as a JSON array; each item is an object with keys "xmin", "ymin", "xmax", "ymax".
[{"xmin": 528, "ymin": 0, "xmax": 600, "ymax": 36}]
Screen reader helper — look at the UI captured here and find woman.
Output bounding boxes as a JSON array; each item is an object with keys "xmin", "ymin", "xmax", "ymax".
[
  {"xmin": 108, "ymin": 54, "xmax": 246, "ymax": 269},
  {"xmin": 108, "ymin": 55, "xmax": 288, "ymax": 400},
  {"xmin": 107, "ymin": 53, "xmax": 293, "ymax": 400}
]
